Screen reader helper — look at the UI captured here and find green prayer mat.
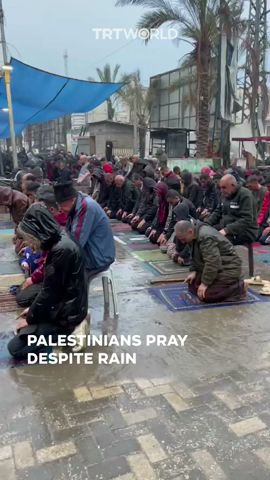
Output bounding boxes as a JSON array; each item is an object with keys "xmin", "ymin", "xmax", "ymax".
[{"xmin": 132, "ymin": 250, "xmax": 166, "ymax": 262}]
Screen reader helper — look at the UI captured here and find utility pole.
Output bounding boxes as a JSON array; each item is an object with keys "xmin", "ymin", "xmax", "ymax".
[
  {"xmin": 132, "ymin": 80, "xmax": 138, "ymax": 154},
  {"xmin": 0, "ymin": 0, "xmax": 7, "ymax": 174},
  {"xmin": 0, "ymin": 0, "xmax": 8, "ymax": 64},
  {"xmin": 0, "ymin": 1, "xmax": 18, "ymax": 169},
  {"xmin": 63, "ymin": 50, "xmax": 69, "ymax": 150}
]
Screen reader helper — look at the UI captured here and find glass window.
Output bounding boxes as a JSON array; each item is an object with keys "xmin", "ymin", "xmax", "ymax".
[
  {"xmin": 160, "ymin": 74, "xmax": 169, "ymax": 88},
  {"xmin": 168, "ymin": 132, "xmax": 187, "ymax": 158},
  {"xmin": 169, "ymin": 119, "xmax": 179, "ymax": 128},
  {"xmin": 151, "ymin": 106, "xmax": 159, "ymax": 121},
  {"xmin": 160, "ymin": 105, "xmax": 169, "ymax": 121},
  {"xmin": 190, "ymin": 116, "xmax": 196, "ymax": 130},
  {"xmin": 170, "ymin": 70, "xmax": 180, "ymax": 83},
  {"xmin": 160, "ymin": 120, "xmax": 169, "ymax": 128},
  {"xmin": 169, "ymin": 89, "xmax": 179, "ymax": 103},
  {"xmin": 183, "ymin": 117, "xmax": 190, "ymax": 129},
  {"xmin": 169, "ymin": 103, "xmax": 179, "ymax": 119},
  {"xmin": 160, "ymin": 90, "xmax": 169, "ymax": 105}
]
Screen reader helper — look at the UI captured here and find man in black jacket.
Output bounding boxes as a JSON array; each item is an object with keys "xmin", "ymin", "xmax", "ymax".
[
  {"xmin": 8, "ymin": 204, "xmax": 88, "ymax": 358},
  {"xmin": 197, "ymin": 174, "xmax": 219, "ymax": 220},
  {"xmin": 113, "ymin": 175, "xmax": 139, "ymax": 221},
  {"xmin": 182, "ymin": 171, "xmax": 203, "ymax": 208},
  {"xmin": 125, "ymin": 174, "xmax": 143, "ymax": 224},
  {"xmin": 99, "ymin": 173, "xmax": 114, "ymax": 209},
  {"xmin": 207, "ymin": 174, "xmax": 258, "ymax": 244},
  {"xmin": 158, "ymin": 190, "xmax": 196, "ymax": 246},
  {"xmin": 126, "ymin": 155, "xmax": 147, "ymax": 180},
  {"xmin": 158, "ymin": 189, "xmax": 196, "ymax": 263},
  {"xmin": 55, "ymin": 159, "xmax": 72, "ymax": 183},
  {"xmin": 130, "ymin": 177, "xmax": 158, "ymax": 233}
]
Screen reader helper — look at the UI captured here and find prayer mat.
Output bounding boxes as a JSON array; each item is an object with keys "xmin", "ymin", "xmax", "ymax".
[
  {"xmin": 255, "ymin": 254, "xmax": 270, "ymax": 265},
  {"xmin": 0, "ymin": 246, "xmax": 17, "ymax": 262},
  {"xmin": 150, "ymin": 274, "xmax": 188, "ymax": 284},
  {"xmin": 111, "ymin": 224, "xmax": 132, "ymax": 233},
  {"xmin": 0, "ymin": 221, "xmax": 14, "ymax": 229},
  {"xmin": 0, "ymin": 292, "xmax": 20, "ymax": 312},
  {"xmin": 149, "ymin": 261, "xmax": 190, "ymax": 275},
  {"xmin": 113, "ymin": 236, "xmax": 127, "ymax": 246},
  {"xmin": 148, "ymin": 284, "xmax": 267, "ymax": 312},
  {"xmin": 0, "ymin": 274, "xmax": 25, "ymax": 288},
  {"xmin": 0, "ymin": 262, "xmax": 21, "ymax": 275},
  {"xmin": 0, "ymin": 228, "xmax": 15, "ymax": 236},
  {"xmin": 117, "ymin": 232, "xmax": 142, "ymax": 241},
  {"xmin": 128, "ymin": 242, "xmax": 159, "ymax": 251},
  {"xmin": 128, "ymin": 236, "xmax": 150, "ymax": 243},
  {"xmin": 132, "ymin": 250, "xmax": 167, "ymax": 262}
]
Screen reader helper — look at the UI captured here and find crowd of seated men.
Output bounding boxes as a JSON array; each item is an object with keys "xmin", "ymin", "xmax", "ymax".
[{"xmin": 2, "ymin": 149, "xmax": 270, "ymax": 357}]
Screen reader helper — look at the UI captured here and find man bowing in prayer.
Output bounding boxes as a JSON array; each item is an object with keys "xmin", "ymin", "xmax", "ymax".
[{"xmin": 175, "ymin": 220, "xmax": 246, "ymax": 303}]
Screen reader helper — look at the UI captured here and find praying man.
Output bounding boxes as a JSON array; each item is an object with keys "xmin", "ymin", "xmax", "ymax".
[{"xmin": 175, "ymin": 220, "xmax": 246, "ymax": 303}]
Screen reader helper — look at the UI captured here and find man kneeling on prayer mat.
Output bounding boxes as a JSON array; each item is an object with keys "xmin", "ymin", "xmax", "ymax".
[
  {"xmin": 175, "ymin": 220, "xmax": 246, "ymax": 303},
  {"xmin": 8, "ymin": 204, "xmax": 88, "ymax": 359}
]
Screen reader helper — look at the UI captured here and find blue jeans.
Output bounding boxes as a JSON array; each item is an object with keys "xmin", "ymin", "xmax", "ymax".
[{"xmin": 8, "ymin": 323, "xmax": 61, "ymax": 359}]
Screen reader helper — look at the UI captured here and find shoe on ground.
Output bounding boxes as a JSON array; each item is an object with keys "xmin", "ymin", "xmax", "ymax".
[{"xmin": 71, "ymin": 316, "xmax": 90, "ymax": 353}]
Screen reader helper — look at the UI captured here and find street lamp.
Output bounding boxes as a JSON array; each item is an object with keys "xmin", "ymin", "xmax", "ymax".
[{"xmin": 2, "ymin": 64, "xmax": 18, "ymax": 169}]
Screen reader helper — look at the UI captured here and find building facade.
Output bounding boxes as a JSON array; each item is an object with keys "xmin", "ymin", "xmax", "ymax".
[{"xmin": 149, "ymin": 65, "xmax": 216, "ymax": 158}]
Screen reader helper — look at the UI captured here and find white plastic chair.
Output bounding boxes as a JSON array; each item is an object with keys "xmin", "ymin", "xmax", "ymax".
[{"xmin": 90, "ymin": 266, "xmax": 119, "ymax": 317}]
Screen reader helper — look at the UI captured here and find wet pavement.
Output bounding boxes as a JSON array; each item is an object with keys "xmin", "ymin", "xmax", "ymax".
[{"xmin": 1, "ymin": 223, "xmax": 270, "ymax": 479}]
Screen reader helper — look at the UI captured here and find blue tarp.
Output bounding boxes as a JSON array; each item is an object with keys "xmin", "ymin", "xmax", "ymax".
[{"xmin": 0, "ymin": 58, "xmax": 124, "ymax": 139}]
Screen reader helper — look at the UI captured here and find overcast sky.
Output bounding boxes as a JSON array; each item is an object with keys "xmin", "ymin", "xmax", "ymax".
[{"xmin": 4, "ymin": 0, "xmax": 191, "ymax": 86}]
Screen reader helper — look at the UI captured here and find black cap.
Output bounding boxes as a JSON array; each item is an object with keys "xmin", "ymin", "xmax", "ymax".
[{"xmin": 54, "ymin": 181, "xmax": 77, "ymax": 203}]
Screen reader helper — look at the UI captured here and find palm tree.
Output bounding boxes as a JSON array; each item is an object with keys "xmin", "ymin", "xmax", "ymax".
[
  {"xmin": 96, "ymin": 64, "xmax": 121, "ymax": 120},
  {"xmin": 116, "ymin": 0, "xmax": 244, "ymax": 157},
  {"xmin": 117, "ymin": 70, "xmax": 160, "ymax": 157}
]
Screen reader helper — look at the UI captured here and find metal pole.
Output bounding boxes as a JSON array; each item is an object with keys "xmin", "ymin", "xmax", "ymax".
[
  {"xmin": 63, "ymin": 50, "xmax": 69, "ymax": 149},
  {"xmin": 0, "ymin": 0, "xmax": 8, "ymax": 64},
  {"xmin": 133, "ymin": 81, "xmax": 138, "ymax": 154},
  {"xmin": 3, "ymin": 68, "xmax": 18, "ymax": 169}
]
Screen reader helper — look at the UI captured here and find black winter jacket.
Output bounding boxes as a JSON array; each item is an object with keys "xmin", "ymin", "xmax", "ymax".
[
  {"xmin": 20, "ymin": 205, "xmax": 87, "ymax": 331},
  {"xmin": 107, "ymin": 185, "xmax": 122, "ymax": 214},
  {"xmin": 134, "ymin": 178, "xmax": 158, "ymax": 222},
  {"xmin": 120, "ymin": 180, "xmax": 139, "ymax": 213},
  {"xmin": 165, "ymin": 198, "xmax": 197, "ymax": 241},
  {"xmin": 201, "ymin": 183, "xmax": 219, "ymax": 212},
  {"xmin": 207, "ymin": 186, "xmax": 258, "ymax": 242}
]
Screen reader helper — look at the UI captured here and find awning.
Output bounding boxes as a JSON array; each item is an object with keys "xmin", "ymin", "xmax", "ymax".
[
  {"xmin": 0, "ymin": 58, "xmax": 124, "ymax": 139},
  {"xmin": 232, "ymin": 136, "xmax": 270, "ymax": 143}
]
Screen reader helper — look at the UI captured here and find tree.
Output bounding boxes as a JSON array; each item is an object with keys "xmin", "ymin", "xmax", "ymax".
[
  {"xmin": 116, "ymin": 0, "xmax": 244, "ymax": 158},
  {"xmin": 96, "ymin": 64, "xmax": 121, "ymax": 120},
  {"xmin": 117, "ymin": 70, "xmax": 159, "ymax": 157}
]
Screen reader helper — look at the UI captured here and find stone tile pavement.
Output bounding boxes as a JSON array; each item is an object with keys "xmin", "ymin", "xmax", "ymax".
[{"xmin": 1, "ymin": 371, "xmax": 270, "ymax": 479}]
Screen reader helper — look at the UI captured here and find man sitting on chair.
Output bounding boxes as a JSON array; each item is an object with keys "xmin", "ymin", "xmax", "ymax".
[
  {"xmin": 206, "ymin": 174, "xmax": 258, "ymax": 244},
  {"xmin": 54, "ymin": 182, "xmax": 115, "ymax": 284},
  {"xmin": 8, "ymin": 204, "xmax": 88, "ymax": 358},
  {"xmin": 175, "ymin": 220, "xmax": 245, "ymax": 303}
]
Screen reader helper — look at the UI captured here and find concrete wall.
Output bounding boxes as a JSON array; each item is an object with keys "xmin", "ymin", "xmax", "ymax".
[
  {"xmin": 88, "ymin": 123, "xmax": 133, "ymax": 157},
  {"xmin": 78, "ymin": 122, "xmax": 134, "ymax": 156},
  {"xmin": 167, "ymin": 158, "xmax": 221, "ymax": 173}
]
